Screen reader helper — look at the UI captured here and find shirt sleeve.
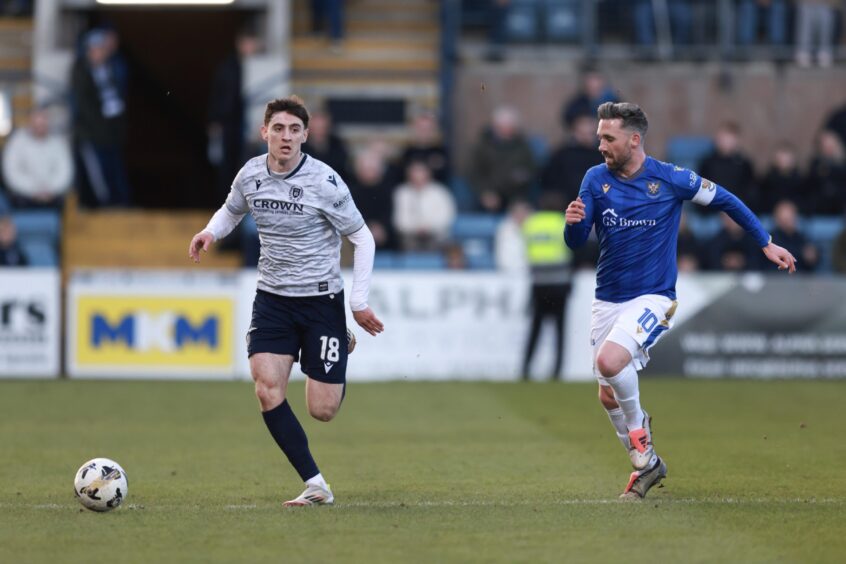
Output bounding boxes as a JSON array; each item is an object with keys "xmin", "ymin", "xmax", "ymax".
[
  {"xmin": 666, "ymin": 162, "xmax": 769, "ymax": 247},
  {"xmin": 319, "ymin": 174, "xmax": 366, "ymax": 236},
  {"xmin": 564, "ymin": 171, "xmax": 595, "ymax": 249},
  {"xmin": 203, "ymin": 167, "xmax": 249, "ymax": 241}
]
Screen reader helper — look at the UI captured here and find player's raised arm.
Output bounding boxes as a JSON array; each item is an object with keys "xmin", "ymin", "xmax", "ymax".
[{"xmin": 345, "ymin": 224, "xmax": 384, "ymax": 336}]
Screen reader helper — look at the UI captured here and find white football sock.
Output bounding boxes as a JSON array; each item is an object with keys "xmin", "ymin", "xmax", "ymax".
[
  {"xmin": 605, "ymin": 406, "xmax": 631, "ymax": 449},
  {"xmin": 306, "ymin": 473, "xmax": 328, "ymax": 489},
  {"xmin": 604, "ymin": 363, "xmax": 643, "ymax": 431}
]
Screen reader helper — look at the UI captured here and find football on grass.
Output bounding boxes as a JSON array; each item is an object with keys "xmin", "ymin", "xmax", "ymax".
[{"xmin": 73, "ymin": 458, "xmax": 128, "ymax": 512}]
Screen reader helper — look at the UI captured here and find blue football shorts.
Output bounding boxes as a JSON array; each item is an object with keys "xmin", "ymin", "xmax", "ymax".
[{"xmin": 247, "ymin": 289, "xmax": 348, "ymax": 384}]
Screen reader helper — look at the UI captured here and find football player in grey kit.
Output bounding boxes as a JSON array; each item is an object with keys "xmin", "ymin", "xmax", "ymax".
[{"xmin": 189, "ymin": 96, "xmax": 384, "ymax": 506}]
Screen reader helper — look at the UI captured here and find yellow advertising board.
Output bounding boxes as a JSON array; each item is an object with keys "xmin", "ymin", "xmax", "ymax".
[{"xmin": 74, "ymin": 296, "xmax": 234, "ymax": 369}]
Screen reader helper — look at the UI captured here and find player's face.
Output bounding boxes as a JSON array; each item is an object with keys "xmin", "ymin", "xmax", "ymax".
[
  {"xmin": 262, "ymin": 111, "xmax": 308, "ymax": 171},
  {"xmin": 597, "ymin": 119, "xmax": 634, "ymax": 172}
]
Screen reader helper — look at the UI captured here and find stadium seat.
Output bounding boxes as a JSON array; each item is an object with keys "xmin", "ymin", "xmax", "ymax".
[
  {"xmin": 450, "ymin": 176, "xmax": 479, "ymax": 213},
  {"xmin": 451, "ymin": 213, "xmax": 503, "ymax": 240},
  {"xmin": 505, "ymin": 0, "xmax": 540, "ymax": 42},
  {"xmin": 373, "ymin": 251, "xmax": 398, "ymax": 269},
  {"xmin": 10, "ymin": 210, "xmax": 61, "ymax": 267},
  {"xmin": 398, "ymin": 252, "xmax": 447, "ymax": 270},
  {"xmin": 543, "ymin": 0, "xmax": 581, "ymax": 43},
  {"xmin": 19, "ymin": 238, "xmax": 58, "ymax": 266},
  {"xmin": 665, "ymin": 136, "xmax": 714, "ymax": 171},
  {"xmin": 12, "ymin": 209, "xmax": 61, "ymax": 240}
]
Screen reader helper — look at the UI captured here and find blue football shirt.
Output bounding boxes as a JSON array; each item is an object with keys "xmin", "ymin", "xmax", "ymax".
[{"xmin": 564, "ymin": 157, "xmax": 769, "ymax": 303}]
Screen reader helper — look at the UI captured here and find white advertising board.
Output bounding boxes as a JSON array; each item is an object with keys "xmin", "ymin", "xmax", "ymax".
[
  {"xmin": 237, "ymin": 270, "xmax": 567, "ymax": 381},
  {"xmin": 0, "ymin": 268, "xmax": 61, "ymax": 378}
]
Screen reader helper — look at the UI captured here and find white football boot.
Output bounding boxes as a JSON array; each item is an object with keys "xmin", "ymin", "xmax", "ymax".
[
  {"xmin": 283, "ymin": 483, "xmax": 334, "ymax": 507},
  {"xmin": 627, "ymin": 410, "xmax": 655, "ymax": 470},
  {"xmin": 620, "ymin": 456, "xmax": 667, "ymax": 501}
]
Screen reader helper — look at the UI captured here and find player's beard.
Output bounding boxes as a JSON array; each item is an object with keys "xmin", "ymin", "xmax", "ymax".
[{"xmin": 604, "ymin": 147, "xmax": 632, "ymax": 173}]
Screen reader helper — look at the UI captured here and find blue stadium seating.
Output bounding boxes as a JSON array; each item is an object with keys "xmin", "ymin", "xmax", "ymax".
[
  {"xmin": 19, "ymin": 239, "xmax": 58, "ymax": 267},
  {"xmin": 398, "ymin": 252, "xmax": 447, "ymax": 270},
  {"xmin": 451, "ymin": 213, "xmax": 502, "ymax": 271},
  {"xmin": 373, "ymin": 251, "xmax": 398, "ymax": 269},
  {"xmin": 665, "ymin": 135, "xmax": 714, "ymax": 171},
  {"xmin": 11, "ymin": 210, "xmax": 61, "ymax": 266},
  {"xmin": 543, "ymin": 0, "xmax": 582, "ymax": 43},
  {"xmin": 505, "ymin": 0, "xmax": 540, "ymax": 42}
]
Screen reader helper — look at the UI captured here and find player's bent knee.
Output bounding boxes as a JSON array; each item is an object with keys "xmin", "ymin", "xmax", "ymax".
[
  {"xmin": 596, "ymin": 353, "xmax": 623, "ymax": 379},
  {"xmin": 254, "ymin": 379, "xmax": 284, "ymax": 411},
  {"xmin": 308, "ymin": 402, "xmax": 338, "ymax": 422}
]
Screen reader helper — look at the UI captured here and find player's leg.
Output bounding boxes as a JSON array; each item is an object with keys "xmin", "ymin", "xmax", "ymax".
[
  {"xmin": 592, "ymin": 300, "xmax": 634, "ymax": 451},
  {"xmin": 282, "ymin": 291, "xmax": 350, "ymax": 506},
  {"xmin": 247, "ymin": 290, "xmax": 330, "ymax": 506},
  {"xmin": 305, "ymin": 378, "xmax": 344, "ymax": 422},
  {"xmin": 598, "ymin": 382, "xmax": 630, "ymax": 451},
  {"xmin": 520, "ymin": 284, "xmax": 545, "ymax": 380}
]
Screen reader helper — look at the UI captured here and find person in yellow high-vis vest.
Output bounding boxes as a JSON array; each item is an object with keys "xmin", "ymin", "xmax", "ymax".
[{"xmin": 521, "ymin": 191, "xmax": 572, "ymax": 381}]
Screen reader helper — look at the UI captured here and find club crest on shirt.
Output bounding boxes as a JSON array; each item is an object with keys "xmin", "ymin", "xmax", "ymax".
[
  {"xmin": 646, "ymin": 181, "xmax": 661, "ymax": 198},
  {"xmin": 289, "ymin": 185, "xmax": 303, "ymax": 201},
  {"xmin": 602, "ymin": 183, "xmax": 611, "ymax": 193}
]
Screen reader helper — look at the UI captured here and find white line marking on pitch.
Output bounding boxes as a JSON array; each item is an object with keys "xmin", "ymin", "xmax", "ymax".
[{"xmin": 1, "ymin": 498, "xmax": 842, "ymax": 511}]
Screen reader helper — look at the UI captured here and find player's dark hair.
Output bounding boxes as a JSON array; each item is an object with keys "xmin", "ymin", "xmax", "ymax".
[
  {"xmin": 597, "ymin": 102, "xmax": 648, "ymax": 137},
  {"xmin": 264, "ymin": 96, "xmax": 309, "ymax": 128}
]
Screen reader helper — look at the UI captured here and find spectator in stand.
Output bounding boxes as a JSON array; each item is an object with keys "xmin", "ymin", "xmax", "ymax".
[
  {"xmin": 302, "ymin": 108, "xmax": 350, "ymax": 179},
  {"xmin": 699, "ymin": 122, "xmax": 759, "ymax": 213},
  {"xmin": 485, "ymin": 0, "xmax": 510, "ymax": 62},
  {"xmin": 541, "ymin": 114, "xmax": 605, "ymax": 202},
  {"xmin": 71, "ymin": 28, "xmax": 130, "ymax": 208},
  {"xmin": 398, "ymin": 111, "xmax": 450, "ymax": 185},
  {"xmin": 2, "ymin": 107, "xmax": 73, "ymax": 208},
  {"xmin": 677, "ymin": 210, "xmax": 706, "ymax": 272},
  {"xmin": 737, "ymin": 0, "xmax": 789, "ymax": 53},
  {"xmin": 392, "ymin": 160, "xmax": 456, "ymax": 252},
  {"xmin": 495, "ymin": 199, "xmax": 533, "ymax": 272},
  {"xmin": 770, "ymin": 199, "xmax": 819, "ymax": 272},
  {"xmin": 0, "ymin": 214, "xmax": 28, "ymax": 267},
  {"xmin": 444, "ymin": 241, "xmax": 468, "ymax": 269},
  {"xmin": 794, "ymin": 0, "xmax": 838, "ymax": 67},
  {"xmin": 311, "ymin": 0, "xmax": 345, "ymax": 51},
  {"xmin": 759, "ymin": 142, "xmax": 806, "ymax": 214},
  {"xmin": 706, "ymin": 212, "xmax": 764, "ymax": 271},
  {"xmin": 348, "ymin": 147, "xmax": 396, "ymax": 250},
  {"xmin": 561, "ymin": 67, "xmax": 618, "ymax": 130},
  {"xmin": 632, "ymin": 0, "xmax": 693, "ymax": 52},
  {"xmin": 806, "ymin": 130, "xmax": 846, "ymax": 216},
  {"xmin": 825, "ymin": 102, "xmax": 846, "ymax": 148},
  {"xmin": 830, "ymin": 213, "xmax": 846, "ymax": 273},
  {"xmin": 467, "ymin": 105, "xmax": 537, "ymax": 214},
  {"xmin": 208, "ymin": 32, "xmax": 260, "ymax": 201}
]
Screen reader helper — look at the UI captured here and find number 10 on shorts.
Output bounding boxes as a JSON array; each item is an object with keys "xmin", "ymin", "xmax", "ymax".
[
  {"xmin": 638, "ymin": 308, "xmax": 659, "ymax": 332},
  {"xmin": 319, "ymin": 336, "xmax": 340, "ymax": 362}
]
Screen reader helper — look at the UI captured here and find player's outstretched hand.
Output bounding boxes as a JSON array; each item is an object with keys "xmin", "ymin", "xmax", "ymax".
[
  {"xmin": 188, "ymin": 231, "xmax": 214, "ymax": 263},
  {"xmin": 565, "ymin": 197, "xmax": 586, "ymax": 225},
  {"xmin": 763, "ymin": 242, "xmax": 797, "ymax": 273},
  {"xmin": 353, "ymin": 307, "xmax": 384, "ymax": 336}
]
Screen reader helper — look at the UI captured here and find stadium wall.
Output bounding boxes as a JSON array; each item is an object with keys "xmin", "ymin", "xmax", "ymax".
[{"xmin": 453, "ymin": 62, "xmax": 846, "ymax": 172}]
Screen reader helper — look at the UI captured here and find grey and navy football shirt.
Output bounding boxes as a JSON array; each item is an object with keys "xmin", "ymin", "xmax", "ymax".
[
  {"xmin": 565, "ymin": 156, "xmax": 769, "ymax": 303},
  {"xmin": 224, "ymin": 153, "xmax": 365, "ymax": 297}
]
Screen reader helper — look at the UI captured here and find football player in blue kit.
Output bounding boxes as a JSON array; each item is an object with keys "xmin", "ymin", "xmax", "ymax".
[
  {"xmin": 189, "ymin": 96, "xmax": 384, "ymax": 506},
  {"xmin": 564, "ymin": 102, "xmax": 796, "ymax": 499}
]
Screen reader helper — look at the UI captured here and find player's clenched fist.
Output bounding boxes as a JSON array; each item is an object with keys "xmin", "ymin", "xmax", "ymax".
[{"xmin": 565, "ymin": 197, "xmax": 586, "ymax": 224}]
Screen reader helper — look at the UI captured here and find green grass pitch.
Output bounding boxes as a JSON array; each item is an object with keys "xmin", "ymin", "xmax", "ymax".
[{"xmin": 1, "ymin": 378, "xmax": 844, "ymax": 563}]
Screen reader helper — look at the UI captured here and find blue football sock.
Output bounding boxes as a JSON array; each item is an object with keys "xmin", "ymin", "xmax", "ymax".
[{"xmin": 261, "ymin": 400, "xmax": 319, "ymax": 482}]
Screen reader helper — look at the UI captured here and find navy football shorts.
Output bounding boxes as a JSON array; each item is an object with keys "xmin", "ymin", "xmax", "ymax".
[{"xmin": 247, "ymin": 289, "xmax": 348, "ymax": 384}]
